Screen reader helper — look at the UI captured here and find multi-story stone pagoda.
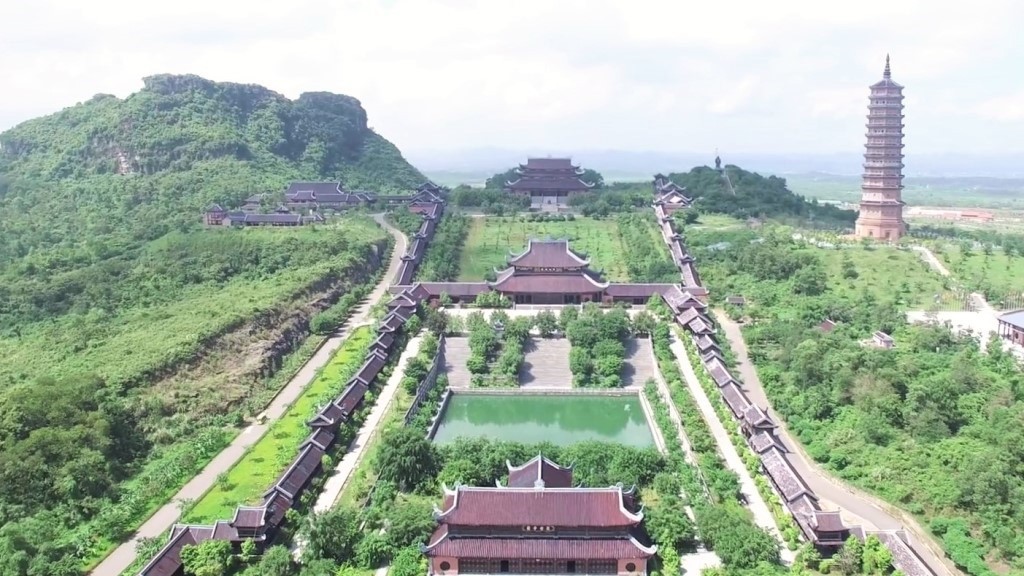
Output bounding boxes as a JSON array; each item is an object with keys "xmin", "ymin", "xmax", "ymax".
[{"xmin": 855, "ymin": 55, "xmax": 907, "ymax": 241}]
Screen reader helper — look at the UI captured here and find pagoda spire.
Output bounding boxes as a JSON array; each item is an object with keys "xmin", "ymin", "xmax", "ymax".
[{"xmin": 883, "ymin": 54, "xmax": 891, "ymax": 79}]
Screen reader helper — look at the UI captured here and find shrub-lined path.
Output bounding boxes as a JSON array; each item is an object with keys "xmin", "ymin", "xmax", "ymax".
[{"xmin": 93, "ymin": 215, "xmax": 408, "ymax": 576}]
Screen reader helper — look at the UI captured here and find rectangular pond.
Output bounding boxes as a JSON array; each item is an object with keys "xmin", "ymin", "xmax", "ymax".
[{"xmin": 432, "ymin": 393, "xmax": 656, "ymax": 448}]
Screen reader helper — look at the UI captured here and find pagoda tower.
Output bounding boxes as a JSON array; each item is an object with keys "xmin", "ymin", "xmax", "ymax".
[{"xmin": 855, "ymin": 55, "xmax": 906, "ymax": 240}]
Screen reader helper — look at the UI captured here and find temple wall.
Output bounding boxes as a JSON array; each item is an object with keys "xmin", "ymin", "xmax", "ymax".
[
  {"xmin": 618, "ymin": 558, "xmax": 647, "ymax": 576},
  {"xmin": 431, "ymin": 557, "xmax": 459, "ymax": 575}
]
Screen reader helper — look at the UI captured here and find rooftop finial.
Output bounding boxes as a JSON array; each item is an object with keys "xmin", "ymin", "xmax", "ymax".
[{"xmin": 884, "ymin": 54, "xmax": 891, "ymax": 79}]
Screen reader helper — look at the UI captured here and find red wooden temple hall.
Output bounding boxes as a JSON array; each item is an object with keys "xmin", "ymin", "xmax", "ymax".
[{"xmin": 423, "ymin": 455, "xmax": 655, "ymax": 576}]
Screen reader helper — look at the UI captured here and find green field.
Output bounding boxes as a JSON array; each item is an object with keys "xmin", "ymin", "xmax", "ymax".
[
  {"xmin": 185, "ymin": 326, "xmax": 373, "ymax": 523},
  {"xmin": 930, "ymin": 244, "xmax": 1024, "ymax": 305},
  {"xmin": 819, "ymin": 246, "xmax": 950, "ymax": 308},
  {"xmin": 786, "ymin": 173, "xmax": 1024, "ymax": 210},
  {"xmin": 459, "ymin": 216, "xmax": 636, "ymax": 281}
]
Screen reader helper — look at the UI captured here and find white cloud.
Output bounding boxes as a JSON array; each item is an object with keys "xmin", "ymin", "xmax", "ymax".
[
  {"xmin": 0, "ymin": 0, "xmax": 1022, "ymax": 155},
  {"xmin": 974, "ymin": 90, "xmax": 1024, "ymax": 121}
]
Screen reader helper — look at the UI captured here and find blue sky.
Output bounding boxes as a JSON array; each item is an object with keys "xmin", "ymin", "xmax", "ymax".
[{"xmin": 1, "ymin": 0, "xmax": 1022, "ymax": 156}]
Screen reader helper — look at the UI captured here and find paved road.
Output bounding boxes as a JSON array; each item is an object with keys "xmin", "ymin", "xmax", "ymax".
[
  {"xmin": 713, "ymin": 312, "xmax": 957, "ymax": 576},
  {"xmin": 669, "ymin": 336, "xmax": 793, "ymax": 564},
  {"xmin": 95, "ymin": 215, "xmax": 407, "ymax": 576}
]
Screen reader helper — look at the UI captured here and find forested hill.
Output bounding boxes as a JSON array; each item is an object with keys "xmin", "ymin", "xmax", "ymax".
[
  {"xmin": 667, "ymin": 165, "xmax": 856, "ymax": 227},
  {"xmin": 0, "ymin": 74, "xmax": 422, "ymax": 257}
]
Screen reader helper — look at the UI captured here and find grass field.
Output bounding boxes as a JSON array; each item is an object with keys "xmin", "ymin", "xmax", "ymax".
[
  {"xmin": 818, "ymin": 246, "xmax": 950, "ymax": 308},
  {"xmin": 930, "ymin": 244, "xmax": 1024, "ymax": 304},
  {"xmin": 184, "ymin": 326, "xmax": 373, "ymax": 523},
  {"xmin": 459, "ymin": 216, "xmax": 634, "ymax": 281}
]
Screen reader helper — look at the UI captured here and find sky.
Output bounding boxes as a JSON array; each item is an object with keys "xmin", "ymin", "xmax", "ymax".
[{"xmin": 2, "ymin": 0, "xmax": 1023, "ymax": 159}]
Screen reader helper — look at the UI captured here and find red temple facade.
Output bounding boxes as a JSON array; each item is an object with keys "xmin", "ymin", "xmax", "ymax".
[
  {"xmin": 423, "ymin": 455, "xmax": 655, "ymax": 576},
  {"xmin": 505, "ymin": 158, "xmax": 594, "ymax": 207},
  {"xmin": 855, "ymin": 56, "xmax": 907, "ymax": 241},
  {"xmin": 388, "ymin": 238, "xmax": 694, "ymax": 306}
]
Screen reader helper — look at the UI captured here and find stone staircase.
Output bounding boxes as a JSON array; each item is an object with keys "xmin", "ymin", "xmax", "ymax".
[
  {"xmin": 622, "ymin": 338, "xmax": 658, "ymax": 388},
  {"xmin": 520, "ymin": 338, "xmax": 573, "ymax": 388},
  {"xmin": 443, "ymin": 337, "xmax": 473, "ymax": 389}
]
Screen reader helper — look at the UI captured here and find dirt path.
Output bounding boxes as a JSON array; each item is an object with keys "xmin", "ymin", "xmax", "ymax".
[
  {"xmin": 713, "ymin": 312, "xmax": 957, "ymax": 576},
  {"xmin": 95, "ymin": 215, "xmax": 407, "ymax": 576}
]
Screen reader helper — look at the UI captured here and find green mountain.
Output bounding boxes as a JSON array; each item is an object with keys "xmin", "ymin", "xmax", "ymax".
[{"xmin": 0, "ymin": 75, "xmax": 420, "ymax": 573}]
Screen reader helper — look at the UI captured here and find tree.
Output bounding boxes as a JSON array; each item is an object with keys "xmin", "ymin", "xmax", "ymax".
[
  {"xmin": 835, "ymin": 536, "xmax": 865, "ymax": 575},
  {"xmin": 535, "ymin": 310, "xmax": 559, "ymax": 337},
  {"xmin": 862, "ymin": 534, "xmax": 894, "ymax": 575},
  {"xmin": 374, "ymin": 426, "xmax": 440, "ymax": 492},
  {"xmin": 180, "ymin": 539, "xmax": 234, "ymax": 576},
  {"xmin": 256, "ymin": 546, "xmax": 297, "ymax": 576},
  {"xmin": 386, "ymin": 498, "xmax": 437, "ymax": 548},
  {"xmin": 390, "ymin": 545, "xmax": 427, "ymax": 576},
  {"xmin": 303, "ymin": 507, "xmax": 362, "ymax": 564}
]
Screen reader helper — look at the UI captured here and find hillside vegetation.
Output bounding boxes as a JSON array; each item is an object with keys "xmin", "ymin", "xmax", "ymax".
[
  {"xmin": 688, "ymin": 224, "xmax": 1024, "ymax": 576},
  {"xmin": 0, "ymin": 74, "xmax": 419, "ymax": 574}
]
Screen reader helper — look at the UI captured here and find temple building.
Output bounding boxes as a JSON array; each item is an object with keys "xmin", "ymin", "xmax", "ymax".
[
  {"xmin": 390, "ymin": 238, "xmax": 691, "ymax": 306},
  {"xmin": 423, "ymin": 455, "xmax": 655, "ymax": 576},
  {"xmin": 997, "ymin": 310, "xmax": 1024, "ymax": 346},
  {"xmin": 505, "ymin": 158, "xmax": 595, "ymax": 208},
  {"xmin": 855, "ymin": 56, "xmax": 907, "ymax": 241}
]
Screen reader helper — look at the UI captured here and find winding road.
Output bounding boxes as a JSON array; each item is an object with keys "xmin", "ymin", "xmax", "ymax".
[
  {"xmin": 712, "ymin": 312, "xmax": 958, "ymax": 576},
  {"xmin": 95, "ymin": 215, "xmax": 407, "ymax": 576}
]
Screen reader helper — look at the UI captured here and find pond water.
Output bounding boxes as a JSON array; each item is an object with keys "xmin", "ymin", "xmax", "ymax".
[{"xmin": 432, "ymin": 393, "xmax": 655, "ymax": 447}]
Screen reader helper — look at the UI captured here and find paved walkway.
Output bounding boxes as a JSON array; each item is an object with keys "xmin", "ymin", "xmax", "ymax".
[
  {"xmin": 912, "ymin": 245, "xmax": 951, "ymax": 277},
  {"xmin": 713, "ymin": 312, "xmax": 956, "ymax": 576},
  {"xmin": 93, "ymin": 215, "xmax": 407, "ymax": 576},
  {"xmin": 313, "ymin": 335, "xmax": 423, "ymax": 514},
  {"xmin": 668, "ymin": 335, "xmax": 792, "ymax": 563}
]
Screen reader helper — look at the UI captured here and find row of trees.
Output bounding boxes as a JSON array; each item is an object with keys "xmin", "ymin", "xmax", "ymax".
[
  {"xmin": 415, "ymin": 213, "xmax": 469, "ymax": 282},
  {"xmin": 564, "ymin": 305, "xmax": 656, "ymax": 387},
  {"xmin": 616, "ymin": 213, "xmax": 680, "ymax": 282}
]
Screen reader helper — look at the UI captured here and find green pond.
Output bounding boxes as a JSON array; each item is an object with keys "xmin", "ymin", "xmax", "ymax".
[{"xmin": 432, "ymin": 394, "xmax": 655, "ymax": 447}]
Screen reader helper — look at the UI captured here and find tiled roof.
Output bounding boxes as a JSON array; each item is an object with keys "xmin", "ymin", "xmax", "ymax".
[
  {"xmin": 720, "ymin": 382, "xmax": 751, "ymax": 417},
  {"xmin": 508, "ymin": 239, "xmax": 590, "ymax": 268},
  {"xmin": 425, "ymin": 536, "xmax": 655, "ymax": 559},
  {"xmin": 414, "ymin": 282, "xmax": 492, "ymax": 298},
  {"xmin": 231, "ymin": 506, "xmax": 267, "ymax": 529},
  {"xmin": 603, "ymin": 283, "xmax": 678, "ymax": 298},
  {"xmin": 688, "ymin": 315, "xmax": 715, "ymax": 335},
  {"xmin": 760, "ymin": 447, "xmax": 815, "ymax": 503},
  {"xmin": 506, "ymin": 455, "xmax": 574, "ymax": 488},
  {"xmin": 263, "ymin": 444, "xmax": 324, "ymax": 500},
  {"xmin": 522, "ymin": 158, "xmax": 579, "ymax": 171},
  {"xmin": 300, "ymin": 427, "xmax": 337, "ymax": 451},
  {"xmin": 286, "ymin": 182, "xmax": 342, "ymax": 196},
  {"xmin": 663, "ymin": 286, "xmax": 705, "ymax": 312},
  {"xmin": 695, "ymin": 334, "xmax": 718, "ymax": 352},
  {"xmin": 506, "ymin": 176, "xmax": 593, "ymax": 191},
  {"xmin": 337, "ymin": 381, "xmax": 369, "ymax": 415},
  {"xmin": 812, "ymin": 511, "xmax": 848, "ymax": 532},
  {"xmin": 139, "ymin": 527, "xmax": 198, "ymax": 576},
  {"xmin": 437, "ymin": 487, "xmax": 640, "ymax": 528},
  {"xmin": 749, "ymin": 430, "xmax": 785, "ymax": 454},
  {"xmin": 743, "ymin": 404, "xmax": 776, "ymax": 430},
  {"xmin": 871, "ymin": 531, "xmax": 934, "ymax": 576},
  {"xmin": 705, "ymin": 357, "xmax": 734, "ymax": 386},
  {"xmin": 243, "ymin": 213, "xmax": 302, "ymax": 224},
  {"xmin": 490, "ymin": 273, "xmax": 608, "ymax": 294},
  {"xmin": 653, "ymin": 187, "xmax": 692, "ymax": 206},
  {"xmin": 676, "ymin": 308, "xmax": 701, "ymax": 327}
]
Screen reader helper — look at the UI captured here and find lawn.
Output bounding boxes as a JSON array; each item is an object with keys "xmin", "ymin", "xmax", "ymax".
[
  {"xmin": 458, "ymin": 216, "xmax": 632, "ymax": 281},
  {"xmin": 817, "ymin": 245, "xmax": 951, "ymax": 309},
  {"xmin": 184, "ymin": 326, "xmax": 373, "ymax": 523},
  {"xmin": 931, "ymin": 244, "xmax": 1024, "ymax": 306}
]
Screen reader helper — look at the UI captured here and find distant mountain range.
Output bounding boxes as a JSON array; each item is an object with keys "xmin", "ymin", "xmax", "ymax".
[{"xmin": 407, "ymin": 147, "xmax": 1024, "ymax": 181}]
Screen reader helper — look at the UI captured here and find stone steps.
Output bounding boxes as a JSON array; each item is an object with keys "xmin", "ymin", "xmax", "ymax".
[
  {"xmin": 622, "ymin": 338, "xmax": 658, "ymax": 388},
  {"xmin": 520, "ymin": 338, "xmax": 573, "ymax": 388},
  {"xmin": 443, "ymin": 337, "xmax": 473, "ymax": 389}
]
